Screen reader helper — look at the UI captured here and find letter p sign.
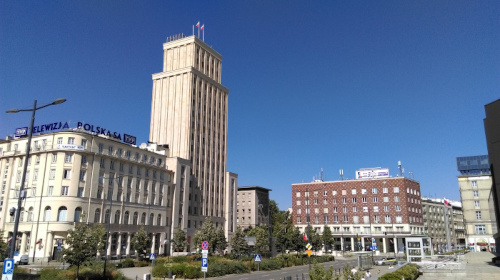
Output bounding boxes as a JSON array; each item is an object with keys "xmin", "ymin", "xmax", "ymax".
[{"xmin": 2, "ymin": 258, "xmax": 14, "ymax": 279}]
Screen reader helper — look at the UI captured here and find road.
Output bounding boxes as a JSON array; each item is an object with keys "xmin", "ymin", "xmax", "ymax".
[{"xmin": 217, "ymin": 258, "xmax": 359, "ymax": 280}]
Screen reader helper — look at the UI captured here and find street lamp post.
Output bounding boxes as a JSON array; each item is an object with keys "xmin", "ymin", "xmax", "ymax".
[
  {"xmin": 103, "ymin": 174, "xmax": 118, "ymax": 279},
  {"xmin": 6, "ymin": 98, "xmax": 66, "ymax": 259}
]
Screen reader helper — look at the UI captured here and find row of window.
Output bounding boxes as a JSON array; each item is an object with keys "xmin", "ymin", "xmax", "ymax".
[
  {"xmin": 296, "ymin": 196, "xmax": 403, "ymax": 205},
  {"xmin": 296, "ymin": 187, "xmax": 421, "ymax": 197},
  {"xmin": 298, "ymin": 205, "xmax": 403, "ymax": 214},
  {"xmin": 296, "ymin": 214, "xmax": 404, "ymax": 224},
  {"xmin": 17, "ymin": 206, "xmax": 167, "ymax": 226}
]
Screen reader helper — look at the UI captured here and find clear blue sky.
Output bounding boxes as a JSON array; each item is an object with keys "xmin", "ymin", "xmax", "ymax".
[{"xmin": 1, "ymin": 1, "xmax": 499, "ymax": 210}]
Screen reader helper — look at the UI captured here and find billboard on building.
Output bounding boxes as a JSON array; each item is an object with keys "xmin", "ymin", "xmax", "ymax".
[{"xmin": 355, "ymin": 168, "xmax": 389, "ymax": 179}]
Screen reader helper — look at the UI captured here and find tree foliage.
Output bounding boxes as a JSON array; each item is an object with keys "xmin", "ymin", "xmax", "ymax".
[
  {"xmin": 247, "ymin": 225, "xmax": 270, "ymax": 255},
  {"xmin": 309, "ymin": 260, "xmax": 337, "ymax": 280},
  {"xmin": 214, "ymin": 226, "xmax": 228, "ymax": 254},
  {"xmin": 62, "ymin": 222, "xmax": 105, "ymax": 278},
  {"xmin": 306, "ymin": 225, "xmax": 323, "ymax": 252},
  {"xmin": 130, "ymin": 225, "xmax": 151, "ymax": 259},
  {"xmin": 322, "ymin": 226, "xmax": 334, "ymax": 252},
  {"xmin": 0, "ymin": 230, "xmax": 8, "ymax": 261},
  {"xmin": 172, "ymin": 227, "xmax": 187, "ymax": 252},
  {"xmin": 193, "ymin": 217, "xmax": 217, "ymax": 253},
  {"xmin": 230, "ymin": 226, "xmax": 248, "ymax": 256}
]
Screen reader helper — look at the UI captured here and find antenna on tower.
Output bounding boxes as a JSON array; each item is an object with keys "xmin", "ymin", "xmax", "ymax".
[
  {"xmin": 398, "ymin": 161, "xmax": 403, "ymax": 177},
  {"xmin": 320, "ymin": 168, "xmax": 324, "ymax": 181},
  {"xmin": 339, "ymin": 169, "xmax": 344, "ymax": 181}
]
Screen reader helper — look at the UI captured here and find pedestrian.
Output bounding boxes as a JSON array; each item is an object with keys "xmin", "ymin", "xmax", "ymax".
[
  {"xmin": 366, "ymin": 270, "xmax": 371, "ymax": 278},
  {"xmin": 377, "ymin": 269, "xmax": 381, "ymax": 274},
  {"xmin": 351, "ymin": 267, "xmax": 357, "ymax": 275}
]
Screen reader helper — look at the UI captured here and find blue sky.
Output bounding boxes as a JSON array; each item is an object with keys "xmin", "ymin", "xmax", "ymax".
[{"xmin": 1, "ymin": 1, "xmax": 499, "ymax": 210}]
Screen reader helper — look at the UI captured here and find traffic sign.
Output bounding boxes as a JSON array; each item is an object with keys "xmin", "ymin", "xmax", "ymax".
[
  {"xmin": 201, "ymin": 257, "xmax": 208, "ymax": 272},
  {"xmin": 306, "ymin": 250, "xmax": 312, "ymax": 257},
  {"xmin": 202, "ymin": 249, "xmax": 208, "ymax": 258},
  {"xmin": 254, "ymin": 254, "xmax": 262, "ymax": 262},
  {"xmin": 306, "ymin": 243, "xmax": 312, "ymax": 250},
  {"xmin": 202, "ymin": 240, "xmax": 209, "ymax": 250},
  {"xmin": 150, "ymin": 253, "xmax": 155, "ymax": 260},
  {"xmin": 2, "ymin": 259, "xmax": 14, "ymax": 280}
]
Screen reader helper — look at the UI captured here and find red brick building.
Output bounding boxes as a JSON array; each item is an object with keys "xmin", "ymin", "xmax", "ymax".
[{"xmin": 291, "ymin": 177, "xmax": 424, "ymax": 253}]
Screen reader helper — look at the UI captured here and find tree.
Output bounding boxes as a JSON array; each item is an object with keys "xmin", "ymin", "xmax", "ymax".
[
  {"xmin": 214, "ymin": 226, "xmax": 228, "ymax": 254},
  {"xmin": 0, "ymin": 230, "xmax": 8, "ymax": 261},
  {"xmin": 322, "ymin": 226, "xmax": 334, "ymax": 253},
  {"xmin": 193, "ymin": 217, "xmax": 217, "ymax": 253},
  {"xmin": 309, "ymin": 260, "xmax": 336, "ymax": 280},
  {"xmin": 230, "ymin": 226, "xmax": 248, "ymax": 257},
  {"xmin": 62, "ymin": 223, "xmax": 105, "ymax": 279},
  {"xmin": 248, "ymin": 225, "xmax": 270, "ymax": 256},
  {"xmin": 171, "ymin": 227, "xmax": 187, "ymax": 252},
  {"xmin": 130, "ymin": 225, "xmax": 151, "ymax": 260},
  {"xmin": 306, "ymin": 225, "xmax": 322, "ymax": 252}
]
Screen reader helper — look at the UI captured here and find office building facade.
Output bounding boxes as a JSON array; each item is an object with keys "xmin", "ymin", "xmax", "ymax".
[
  {"xmin": 0, "ymin": 130, "xmax": 173, "ymax": 261},
  {"xmin": 484, "ymin": 99, "xmax": 500, "ymax": 255},
  {"xmin": 236, "ymin": 186, "xmax": 271, "ymax": 229},
  {"xmin": 421, "ymin": 197, "xmax": 465, "ymax": 251},
  {"xmin": 456, "ymin": 155, "xmax": 496, "ymax": 252},
  {"xmin": 149, "ymin": 34, "xmax": 236, "ymax": 247},
  {"xmin": 292, "ymin": 176, "xmax": 424, "ymax": 254}
]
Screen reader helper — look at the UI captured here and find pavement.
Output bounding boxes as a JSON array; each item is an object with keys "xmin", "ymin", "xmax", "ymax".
[{"xmin": 417, "ymin": 251, "xmax": 500, "ymax": 280}]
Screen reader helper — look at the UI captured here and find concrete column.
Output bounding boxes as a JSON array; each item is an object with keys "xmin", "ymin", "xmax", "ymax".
[
  {"xmin": 383, "ymin": 237, "xmax": 387, "ymax": 253},
  {"xmin": 393, "ymin": 238, "xmax": 398, "ymax": 254},
  {"xmin": 350, "ymin": 237, "xmax": 354, "ymax": 251},
  {"xmin": 45, "ymin": 232, "xmax": 53, "ymax": 261},
  {"xmin": 116, "ymin": 233, "xmax": 122, "ymax": 257},
  {"xmin": 341, "ymin": 237, "xmax": 344, "ymax": 252},
  {"xmin": 361, "ymin": 238, "xmax": 365, "ymax": 251},
  {"xmin": 125, "ymin": 233, "xmax": 131, "ymax": 255},
  {"xmin": 20, "ymin": 232, "xmax": 28, "ymax": 254},
  {"xmin": 151, "ymin": 233, "xmax": 156, "ymax": 254},
  {"xmin": 106, "ymin": 233, "xmax": 112, "ymax": 257}
]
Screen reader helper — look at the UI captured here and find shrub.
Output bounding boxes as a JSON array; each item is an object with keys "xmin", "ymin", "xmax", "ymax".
[
  {"xmin": 134, "ymin": 260, "xmax": 150, "ymax": 267},
  {"xmin": 118, "ymin": 258, "xmax": 135, "ymax": 268},
  {"xmin": 259, "ymin": 258, "xmax": 283, "ymax": 271},
  {"xmin": 152, "ymin": 263, "xmax": 172, "ymax": 278},
  {"xmin": 379, "ymin": 264, "xmax": 419, "ymax": 280},
  {"xmin": 171, "ymin": 255, "xmax": 190, "ymax": 263}
]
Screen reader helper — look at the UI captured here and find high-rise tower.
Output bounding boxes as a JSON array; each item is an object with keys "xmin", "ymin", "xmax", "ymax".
[{"xmin": 149, "ymin": 34, "xmax": 235, "ymax": 243}]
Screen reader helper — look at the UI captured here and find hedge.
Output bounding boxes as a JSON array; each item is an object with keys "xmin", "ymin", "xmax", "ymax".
[{"xmin": 378, "ymin": 263, "xmax": 419, "ymax": 280}]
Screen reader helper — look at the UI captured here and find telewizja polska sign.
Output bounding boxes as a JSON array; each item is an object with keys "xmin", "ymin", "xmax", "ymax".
[{"xmin": 14, "ymin": 121, "xmax": 136, "ymax": 145}]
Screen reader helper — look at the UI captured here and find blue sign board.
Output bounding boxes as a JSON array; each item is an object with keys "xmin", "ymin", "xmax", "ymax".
[
  {"xmin": 201, "ymin": 257, "xmax": 208, "ymax": 272},
  {"xmin": 2, "ymin": 258, "xmax": 14, "ymax": 279},
  {"xmin": 254, "ymin": 254, "xmax": 262, "ymax": 262},
  {"xmin": 150, "ymin": 253, "xmax": 155, "ymax": 260}
]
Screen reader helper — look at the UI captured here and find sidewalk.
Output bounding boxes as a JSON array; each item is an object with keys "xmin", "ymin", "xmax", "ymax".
[{"xmin": 418, "ymin": 251, "xmax": 500, "ymax": 280}]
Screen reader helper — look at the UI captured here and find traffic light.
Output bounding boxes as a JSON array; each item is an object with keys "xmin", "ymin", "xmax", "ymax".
[{"xmin": 9, "ymin": 207, "xmax": 15, "ymax": 216}]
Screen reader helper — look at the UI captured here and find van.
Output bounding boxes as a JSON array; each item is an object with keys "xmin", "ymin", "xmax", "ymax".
[{"xmin": 14, "ymin": 254, "xmax": 29, "ymax": 265}]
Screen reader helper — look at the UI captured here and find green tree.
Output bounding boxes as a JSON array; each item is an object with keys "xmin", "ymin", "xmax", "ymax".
[
  {"xmin": 0, "ymin": 230, "xmax": 8, "ymax": 261},
  {"xmin": 130, "ymin": 225, "xmax": 151, "ymax": 260},
  {"xmin": 309, "ymin": 260, "xmax": 337, "ymax": 280},
  {"xmin": 230, "ymin": 226, "xmax": 248, "ymax": 257},
  {"xmin": 193, "ymin": 217, "xmax": 217, "ymax": 253},
  {"xmin": 171, "ymin": 227, "xmax": 187, "ymax": 252},
  {"xmin": 248, "ymin": 225, "xmax": 270, "ymax": 255},
  {"xmin": 62, "ymin": 223, "xmax": 105, "ymax": 279},
  {"xmin": 305, "ymin": 225, "xmax": 322, "ymax": 252},
  {"xmin": 214, "ymin": 226, "xmax": 228, "ymax": 254},
  {"xmin": 322, "ymin": 226, "xmax": 334, "ymax": 253}
]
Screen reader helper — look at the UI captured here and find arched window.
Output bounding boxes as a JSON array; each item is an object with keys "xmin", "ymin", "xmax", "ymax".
[
  {"xmin": 28, "ymin": 207, "xmax": 34, "ymax": 222},
  {"xmin": 57, "ymin": 206, "xmax": 67, "ymax": 221},
  {"xmin": 94, "ymin": 208, "xmax": 101, "ymax": 223},
  {"xmin": 44, "ymin": 206, "xmax": 51, "ymax": 222},
  {"xmin": 74, "ymin": 207, "xmax": 82, "ymax": 222},
  {"xmin": 149, "ymin": 213, "xmax": 154, "ymax": 225},
  {"xmin": 157, "ymin": 214, "xmax": 161, "ymax": 226},
  {"xmin": 20, "ymin": 208, "xmax": 25, "ymax": 222},
  {"xmin": 141, "ymin": 212, "xmax": 146, "ymax": 225},
  {"xmin": 133, "ymin": 212, "xmax": 138, "ymax": 225},
  {"xmin": 114, "ymin": 210, "xmax": 120, "ymax": 224},
  {"xmin": 123, "ymin": 211, "xmax": 129, "ymax": 225},
  {"xmin": 105, "ymin": 209, "xmax": 110, "ymax": 223}
]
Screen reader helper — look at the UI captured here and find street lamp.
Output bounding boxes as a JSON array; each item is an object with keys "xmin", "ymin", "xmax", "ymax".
[{"xmin": 6, "ymin": 98, "xmax": 66, "ymax": 259}]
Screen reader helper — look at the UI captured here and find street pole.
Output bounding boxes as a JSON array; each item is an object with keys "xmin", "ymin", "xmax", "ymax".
[
  {"xmin": 6, "ymin": 98, "xmax": 66, "ymax": 259},
  {"xmin": 103, "ymin": 175, "xmax": 115, "ymax": 279}
]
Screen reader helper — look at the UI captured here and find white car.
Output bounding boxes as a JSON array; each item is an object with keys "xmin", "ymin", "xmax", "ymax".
[{"xmin": 14, "ymin": 254, "xmax": 29, "ymax": 265}]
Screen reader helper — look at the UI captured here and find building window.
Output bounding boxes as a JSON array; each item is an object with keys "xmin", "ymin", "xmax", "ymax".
[
  {"xmin": 81, "ymin": 155, "xmax": 87, "ymax": 164},
  {"xmin": 394, "ymin": 196, "xmax": 400, "ymax": 202},
  {"xmin": 81, "ymin": 139, "xmax": 87, "ymax": 148},
  {"xmin": 79, "ymin": 170, "xmax": 86, "ymax": 181},
  {"xmin": 332, "ymin": 190, "xmax": 337, "ymax": 196},
  {"xmin": 362, "ymin": 197, "xmax": 367, "ymax": 203},
  {"xmin": 52, "ymin": 154, "xmax": 57, "ymax": 163},
  {"xmin": 74, "ymin": 207, "xmax": 82, "ymax": 222},
  {"xmin": 57, "ymin": 206, "xmax": 67, "ymax": 221},
  {"xmin": 98, "ymin": 143, "xmax": 104, "ymax": 154},
  {"xmin": 476, "ymin": 211, "xmax": 482, "ymax": 220},
  {"xmin": 48, "ymin": 186, "xmax": 54, "ymax": 196},
  {"xmin": 383, "ymin": 187, "xmax": 388, "ymax": 193},
  {"xmin": 473, "ymin": 191, "xmax": 479, "ymax": 197},
  {"xmin": 475, "ymin": 224, "xmax": 486, "ymax": 234},
  {"xmin": 68, "ymin": 137, "xmax": 75, "ymax": 144},
  {"xmin": 383, "ymin": 197, "xmax": 389, "ymax": 202},
  {"xmin": 353, "ymin": 206, "xmax": 357, "ymax": 212},
  {"xmin": 474, "ymin": 201, "xmax": 480, "ymax": 207},
  {"xmin": 373, "ymin": 206, "xmax": 379, "ymax": 212},
  {"xmin": 384, "ymin": 205, "xmax": 389, "ymax": 212},
  {"xmin": 342, "ymin": 198, "xmax": 347, "ymax": 204},
  {"xmin": 352, "ymin": 197, "xmax": 357, "ymax": 203},
  {"xmin": 296, "ymin": 192, "xmax": 301, "ymax": 197},
  {"xmin": 57, "ymin": 137, "xmax": 63, "ymax": 144},
  {"xmin": 44, "ymin": 206, "xmax": 51, "ymax": 221},
  {"xmin": 373, "ymin": 197, "xmax": 378, "ymax": 203},
  {"xmin": 77, "ymin": 187, "xmax": 84, "ymax": 197},
  {"xmin": 471, "ymin": 181, "xmax": 478, "ymax": 187},
  {"xmin": 63, "ymin": 169, "xmax": 71, "ymax": 179},
  {"xmin": 372, "ymin": 188, "xmax": 377, "ymax": 194},
  {"xmin": 352, "ymin": 189, "xmax": 357, "ymax": 195},
  {"xmin": 61, "ymin": 186, "xmax": 69, "ymax": 196},
  {"xmin": 94, "ymin": 209, "xmax": 101, "ymax": 223}
]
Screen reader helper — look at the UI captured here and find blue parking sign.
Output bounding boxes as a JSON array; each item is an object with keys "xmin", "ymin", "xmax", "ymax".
[{"xmin": 2, "ymin": 259, "xmax": 14, "ymax": 280}]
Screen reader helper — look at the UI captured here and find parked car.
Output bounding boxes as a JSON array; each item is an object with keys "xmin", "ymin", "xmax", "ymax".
[
  {"xmin": 14, "ymin": 254, "xmax": 29, "ymax": 265},
  {"xmin": 377, "ymin": 257, "xmax": 397, "ymax": 266}
]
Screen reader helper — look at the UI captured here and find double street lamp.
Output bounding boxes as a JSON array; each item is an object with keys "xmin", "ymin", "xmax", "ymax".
[{"xmin": 6, "ymin": 98, "xmax": 66, "ymax": 259}]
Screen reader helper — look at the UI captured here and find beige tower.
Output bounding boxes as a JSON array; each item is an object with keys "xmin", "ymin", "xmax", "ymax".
[{"xmin": 149, "ymin": 35, "xmax": 230, "ymax": 235}]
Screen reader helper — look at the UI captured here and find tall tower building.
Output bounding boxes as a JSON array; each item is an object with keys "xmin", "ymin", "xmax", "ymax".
[{"xmin": 149, "ymin": 34, "xmax": 236, "ymax": 244}]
